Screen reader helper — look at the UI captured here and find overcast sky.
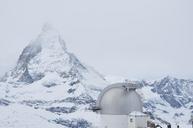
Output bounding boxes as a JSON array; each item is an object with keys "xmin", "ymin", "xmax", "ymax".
[{"xmin": 0, "ymin": 0, "xmax": 192, "ymax": 80}]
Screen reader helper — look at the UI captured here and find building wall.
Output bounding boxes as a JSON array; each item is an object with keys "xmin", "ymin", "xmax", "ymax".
[
  {"xmin": 128, "ymin": 116, "xmax": 148, "ymax": 128},
  {"xmin": 100, "ymin": 115, "xmax": 128, "ymax": 128}
]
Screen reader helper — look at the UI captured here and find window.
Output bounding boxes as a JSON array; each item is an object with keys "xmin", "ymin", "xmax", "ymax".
[{"xmin": 130, "ymin": 118, "xmax": 133, "ymax": 123}]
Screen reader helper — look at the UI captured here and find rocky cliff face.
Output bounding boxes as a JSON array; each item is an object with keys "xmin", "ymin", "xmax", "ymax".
[{"xmin": 152, "ymin": 76, "xmax": 193, "ymax": 108}]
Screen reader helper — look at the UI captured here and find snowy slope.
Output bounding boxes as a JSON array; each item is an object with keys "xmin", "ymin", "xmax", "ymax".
[{"xmin": 0, "ymin": 104, "xmax": 64, "ymax": 128}]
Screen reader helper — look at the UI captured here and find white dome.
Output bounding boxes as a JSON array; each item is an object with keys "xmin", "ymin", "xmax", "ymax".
[{"xmin": 96, "ymin": 83, "xmax": 142, "ymax": 115}]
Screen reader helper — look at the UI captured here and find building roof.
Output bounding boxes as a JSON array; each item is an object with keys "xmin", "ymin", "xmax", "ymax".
[{"xmin": 129, "ymin": 111, "xmax": 147, "ymax": 117}]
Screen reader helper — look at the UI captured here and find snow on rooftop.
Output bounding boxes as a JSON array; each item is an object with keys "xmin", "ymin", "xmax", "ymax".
[{"xmin": 129, "ymin": 111, "xmax": 147, "ymax": 117}]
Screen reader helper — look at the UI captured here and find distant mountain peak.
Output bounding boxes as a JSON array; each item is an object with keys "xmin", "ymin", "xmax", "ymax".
[
  {"xmin": 163, "ymin": 75, "xmax": 177, "ymax": 80},
  {"xmin": 42, "ymin": 23, "xmax": 55, "ymax": 32},
  {"xmin": 35, "ymin": 24, "xmax": 67, "ymax": 52},
  {"xmin": 1, "ymin": 25, "xmax": 107, "ymax": 89},
  {"xmin": 4, "ymin": 26, "xmax": 76, "ymax": 83}
]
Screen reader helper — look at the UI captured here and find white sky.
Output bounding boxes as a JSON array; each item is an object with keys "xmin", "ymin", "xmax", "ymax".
[{"xmin": 0, "ymin": 0, "xmax": 192, "ymax": 80}]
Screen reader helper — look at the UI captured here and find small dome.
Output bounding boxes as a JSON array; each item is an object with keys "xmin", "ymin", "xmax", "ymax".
[{"xmin": 96, "ymin": 83, "xmax": 142, "ymax": 115}]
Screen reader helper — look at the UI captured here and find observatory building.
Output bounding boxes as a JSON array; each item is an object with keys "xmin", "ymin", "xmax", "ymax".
[{"xmin": 95, "ymin": 83, "xmax": 149, "ymax": 128}]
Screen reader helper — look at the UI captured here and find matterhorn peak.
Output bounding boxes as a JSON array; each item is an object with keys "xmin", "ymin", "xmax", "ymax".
[
  {"xmin": 42, "ymin": 23, "xmax": 55, "ymax": 32},
  {"xmin": 1, "ymin": 25, "xmax": 71, "ymax": 83},
  {"xmin": 1, "ymin": 24, "xmax": 107, "ymax": 91},
  {"xmin": 35, "ymin": 23, "xmax": 67, "ymax": 51}
]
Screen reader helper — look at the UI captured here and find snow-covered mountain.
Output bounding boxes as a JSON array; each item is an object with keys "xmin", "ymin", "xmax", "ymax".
[
  {"xmin": 1, "ymin": 24, "xmax": 107, "ymax": 90},
  {"xmin": 0, "ymin": 24, "xmax": 108, "ymax": 128},
  {"xmin": 142, "ymin": 76, "xmax": 193, "ymax": 127},
  {"xmin": 0, "ymin": 25, "xmax": 192, "ymax": 128}
]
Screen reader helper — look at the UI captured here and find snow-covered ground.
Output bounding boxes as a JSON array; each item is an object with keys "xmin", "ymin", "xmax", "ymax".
[{"xmin": 0, "ymin": 104, "xmax": 64, "ymax": 128}]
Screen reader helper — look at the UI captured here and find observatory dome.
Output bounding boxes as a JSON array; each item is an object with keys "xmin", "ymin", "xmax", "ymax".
[{"xmin": 96, "ymin": 83, "xmax": 143, "ymax": 115}]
